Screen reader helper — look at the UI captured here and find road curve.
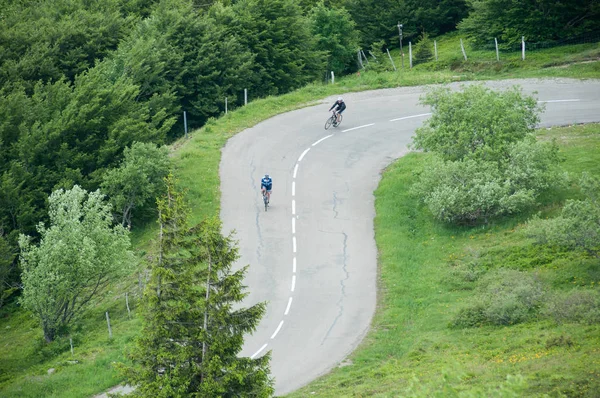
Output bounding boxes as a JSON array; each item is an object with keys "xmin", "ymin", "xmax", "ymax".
[{"xmin": 219, "ymin": 78, "xmax": 600, "ymax": 395}]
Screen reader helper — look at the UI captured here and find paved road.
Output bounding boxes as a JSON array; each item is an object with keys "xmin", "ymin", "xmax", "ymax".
[{"xmin": 219, "ymin": 78, "xmax": 600, "ymax": 396}]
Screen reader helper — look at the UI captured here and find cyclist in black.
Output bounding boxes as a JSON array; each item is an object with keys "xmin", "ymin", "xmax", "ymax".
[{"xmin": 329, "ymin": 97, "xmax": 346, "ymax": 124}]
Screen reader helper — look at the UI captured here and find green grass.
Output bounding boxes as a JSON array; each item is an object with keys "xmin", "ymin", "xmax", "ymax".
[
  {"xmin": 289, "ymin": 124, "xmax": 600, "ymax": 397},
  {"xmin": 0, "ymin": 34, "xmax": 599, "ymax": 397}
]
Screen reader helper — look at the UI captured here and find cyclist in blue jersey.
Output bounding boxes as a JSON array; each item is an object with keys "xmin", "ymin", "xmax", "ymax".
[
  {"xmin": 329, "ymin": 96, "xmax": 346, "ymax": 124},
  {"xmin": 261, "ymin": 174, "xmax": 272, "ymax": 204}
]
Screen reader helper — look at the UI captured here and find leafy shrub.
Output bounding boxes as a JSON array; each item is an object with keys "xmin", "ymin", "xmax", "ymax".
[
  {"xmin": 525, "ymin": 173, "xmax": 600, "ymax": 256},
  {"xmin": 451, "ymin": 269, "xmax": 545, "ymax": 328},
  {"xmin": 412, "ymin": 143, "xmax": 562, "ymax": 224},
  {"xmin": 451, "ymin": 304, "xmax": 487, "ymax": 328},
  {"xmin": 545, "ymin": 334, "xmax": 574, "ymax": 349},
  {"xmin": 543, "ymin": 290, "xmax": 600, "ymax": 325},
  {"xmin": 412, "ymin": 85, "xmax": 541, "ymax": 163},
  {"xmin": 410, "ymin": 85, "xmax": 564, "ymax": 224}
]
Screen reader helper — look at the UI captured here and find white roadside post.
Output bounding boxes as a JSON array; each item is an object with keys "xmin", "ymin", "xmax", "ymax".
[
  {"xmin": 495, "ymin": 38, "xmax": 499, "ymax": 61},
  {"xmin": 434, "ymin": 40, "xmax": 438, "ymax": 61},
  {"xmin": 460, "ymin": 38, "xmax": 468, "ymax": 61},
  {"xmin": 183, "ymin": 111, "xmax": 188, "ymax": 138},
  {"xmin": 106, "ymin": 311, "xmax": 112, "ymax": 339},
  {"xmin": 522, "ymin": 36, "xmax": 526, "ymax": 60},
  {"xmin": 386, "ymin": 48, "xmax": 397, "ymax": 71},
  {"xmin": 409, "ymin": 42, "xmax": 413, "ymax": 68},
  {"xmin": 331, "ymin": 71, "xmax": 335, "ymax": 84}
]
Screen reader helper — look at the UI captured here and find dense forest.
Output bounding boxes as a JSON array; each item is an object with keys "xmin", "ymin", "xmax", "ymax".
[{"xmin": 0, "ymin": 0, "xmax": 598, "ymax": 309}]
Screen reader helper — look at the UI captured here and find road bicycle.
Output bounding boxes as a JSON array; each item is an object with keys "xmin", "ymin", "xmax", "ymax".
[
  {"xmin": 324, "ymin": 111, "xmax": 343, "ymax": 130},
  {"xmin": 262, "ymin": 190, "xmax": 269, "ymax": 211}
]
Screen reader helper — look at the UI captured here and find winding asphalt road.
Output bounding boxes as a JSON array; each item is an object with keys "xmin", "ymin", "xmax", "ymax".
[{"xmin": 219, "ymin": 78, "xmax": 600, "ymax": 396}]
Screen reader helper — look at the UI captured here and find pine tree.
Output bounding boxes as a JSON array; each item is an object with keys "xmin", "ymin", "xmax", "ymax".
[{"xmin": 120, "ymin": 174, "xmax": 273, "ymax": 397}]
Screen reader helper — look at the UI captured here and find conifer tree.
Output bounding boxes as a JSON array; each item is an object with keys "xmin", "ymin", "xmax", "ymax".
[{"xmin": 121, "ymin": 174, "xmax": 273, "ymax": 397}]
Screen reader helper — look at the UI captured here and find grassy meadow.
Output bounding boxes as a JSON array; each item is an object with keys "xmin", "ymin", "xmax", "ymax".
[{"xmin": 0, "ymin": 34, "xmax": 599, "ymax": 397}]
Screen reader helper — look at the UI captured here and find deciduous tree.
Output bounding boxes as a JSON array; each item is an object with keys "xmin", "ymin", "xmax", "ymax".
[
  {"xmin": 19, "ymin": 185, "xmax": 135, "ymax": 342},
  {"xmin": 102, "ymin": 142, "xmax": 171, "ymax": 228}
]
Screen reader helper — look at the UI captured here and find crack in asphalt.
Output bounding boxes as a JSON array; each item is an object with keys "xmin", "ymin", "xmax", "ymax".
[
  {"xmin": 250, "ymin": 159, "xmax": 263, "ymax": 263},
  {"xmin": 320, "ymin": 231, "xmax": 349, "ymax": 345},
  {"xmin": 332, "ymin": 192, "xmax": 339, "ymax": 219}
]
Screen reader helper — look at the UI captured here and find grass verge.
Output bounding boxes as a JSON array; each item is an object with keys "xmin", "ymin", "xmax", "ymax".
[{"xmin": 289, "ymin": 124, "xmax": 600, "ymax": 397}]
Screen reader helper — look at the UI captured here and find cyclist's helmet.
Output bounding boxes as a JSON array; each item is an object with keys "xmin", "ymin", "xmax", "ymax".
[
  {"xmin": 264, "ymin": 174, "xmax": 270, "ymax": 178},
  {"xmin": 337, "ymin": 96, "xmax": 343, "ymax": 102}
]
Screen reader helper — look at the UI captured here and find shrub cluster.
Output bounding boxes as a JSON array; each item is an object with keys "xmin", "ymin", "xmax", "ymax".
[
  {"xmin": 524, "ymin": 172, "xmax": 600, "ymax": 257},
  {"xmin": 411, "ymin": 85, "xmax": 564, "ymax": 224},
  {"xmin": 451, "ymin": 269, "xmax": 545, "ymax": 327}
]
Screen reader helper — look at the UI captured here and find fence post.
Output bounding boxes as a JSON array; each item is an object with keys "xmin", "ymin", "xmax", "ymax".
[
  {"xmin": 225, "ymin": 97, "xmax": 228, "ymax": 114},
  {"xmin": 70, "ymin": 337, "xmax": 74, "ymax": 356},
  {"xmin": 244, "ymin": 89, "xmax": 247, "ymax": 106},
  {"xmin": 126, "ymin": 292, "xmax": 131, "ymax": 320},
  {"xmin": 330, "ymin": 71, "xmax": 335, "ymax": 84},
  {"xmin": 522, "ymin": 36, "xmax": 525, "ymax": 60},
  {"xmin": 409, "ymin": 42, "xmax": 413, "ymax": 68},
  {"xmin": 357, "ymin": 50, "xmax": 364, "ymax": 69},
  {"xmin": 495, "ymin": 38, "xmax": 499, "ymax": 61},
  {"xmin": 386, "ymin": 48, "xmax": 397, "ymax": 71},
  {"xmin": 434, "ymin": 40, "xmax": 438, "ymax": 61},
  {"xmin": 106, "ymin": 311, "xmax": 112, "ymax": 339},
  {"xmin": 360, "ymin": 50, "xmax": 368, "ymax": 64},
  {"xmin": 183, "ymin": 111, "xmax": 188, "ymax": 139},
  {"xmin": 460, "ymin": 38, "xmax": 468, "ymax": 61}
]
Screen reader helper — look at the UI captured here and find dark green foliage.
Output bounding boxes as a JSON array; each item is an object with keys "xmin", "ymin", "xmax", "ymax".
[
  {"xmin": 121, "ymin": 176, "xmax": 273, "ymax": 396},
  {"xmin": 0, "ymin": 66, "xmax": 174, "ymax": 237},
  {"xmin": 215, "ymin": 0, "xmax": 325, "ymax": 98},
  {"xmin": 112, "ymin": 0, "xmax": 255, "ymax": 132},
  {"xmin": 101, "ymin": 142, "xmax": 171, "ymax": 228},
  {"xmin": 0, "ymin": 0, "xmax": 136, "ymax": 91},
  {"xmin": 0, "ymin": 234, "xmax": 18, "ymax": 309},
  {"xmin": 309, "ymin": 2, "xmax": 360, "ymax": 75},
  {"xmin": 342, "ymin": 0, "xmax": 469, "ymax": 48},
  {"xmin": 341, "ymin": 0, "xmax": 410, "ymax": 48},
  {"xmin": 459, "ymin": 0, "xmax": 600, "ymax": 48}
]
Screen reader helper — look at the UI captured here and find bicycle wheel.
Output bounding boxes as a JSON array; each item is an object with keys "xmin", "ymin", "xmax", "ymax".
[
  {"xmin": 264, "ymin": 195, "xmax": 268, "ymax": 211},
  {"xmin": 324, "ymin": 116, "xmax": 334, "ymax": 130}
]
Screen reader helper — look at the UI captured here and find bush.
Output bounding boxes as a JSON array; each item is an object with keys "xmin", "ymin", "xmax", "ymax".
[
  {"xmin": 543, "ymin": 290, "xmax": 600, "ymax": 325},
  {"xmin": 412, "ymin": 132, "xmax": 563, "ymax": 224},
  {"xmin": 412, "ymin": 85, "xmax": 542, "ymax": 163},
  {"xmin": 451, "ymin": 269, "xmax": 545, "ymax": 328},
  {"xmin": 525, "ymin": 173, "xmax": 600, "ymax": 256},
  {"xmin": 410, "ymin": 85, "xmax": 564, "ymax": 224},
  {"xmin": 413, "ymin": 158, "xmax": 516, "ymax": 224}
]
